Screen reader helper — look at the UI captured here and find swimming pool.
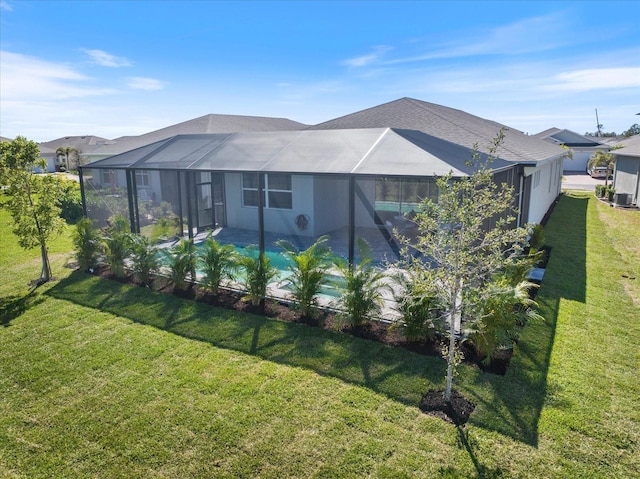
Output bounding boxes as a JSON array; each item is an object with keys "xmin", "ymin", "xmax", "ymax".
[{"xmin": 192, "ymin": 242, "xmax": 344, "ymax": 299}]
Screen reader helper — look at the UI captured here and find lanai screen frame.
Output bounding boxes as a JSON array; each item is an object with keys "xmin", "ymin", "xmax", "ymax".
[{"xmin": 78, "ymin": 129, "xmax": 522, "ymax": 265}]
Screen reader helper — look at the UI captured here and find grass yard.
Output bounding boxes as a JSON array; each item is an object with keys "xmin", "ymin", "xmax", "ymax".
[{"xmin": 0, "ymin": 192, "xmax": 638, "ymax": 478}]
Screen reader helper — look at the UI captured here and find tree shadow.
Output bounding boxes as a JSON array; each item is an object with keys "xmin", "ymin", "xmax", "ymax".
[
  {"xmin": 47, "ymin": 271, "xmax": 440, "ymax": 408},
  {"xmin": 435, "ymin": 426, "xmax": 504, "ymax": 479},
  {"xmin": 0, "ymin": 289, "xmax": 45, "ymax": 327}
]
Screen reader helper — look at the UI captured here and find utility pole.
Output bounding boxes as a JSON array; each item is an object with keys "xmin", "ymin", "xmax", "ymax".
[{"xmin": 595, "ymin": 109, "xmax": 603, "ymax": 137}]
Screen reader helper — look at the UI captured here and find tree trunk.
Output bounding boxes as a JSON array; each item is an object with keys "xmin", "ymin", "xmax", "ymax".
[
  {"xmin": 444, "ymin": 278, "xmax": 463, "ymax": 402},
  {"xmin": 444, "ymin": 307, "xmax": 456, "ymax": 402},
  {"xmin": 40, "ymin": 243, "xmax": 52, "ymax": 283}
]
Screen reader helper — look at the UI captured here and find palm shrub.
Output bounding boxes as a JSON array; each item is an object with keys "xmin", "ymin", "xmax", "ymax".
[
  {"xmin": 198, "ymin": 236, "xmax": 239, "ymax": 294},
  {"xmin": 393, "ymin": 270, "xmax": 443, "ymax": 341},
  {"xmin": 130, "ymin": 234, "xmax": 160, "ymax": 287},
  {"xmin": 334, "ymin": 238, "xmax": 390, "ymax": 327},
  {"xmin": 465, "ymin": 278, "xmax": 543, "ymax": 364},
  {"xmin": 167, "ymin": 238, "xmax": 197, "ymax": 291},
  {"xmin": 275, "ymin": 235, "xmax": 333, "ymax": 317},
  {"xmin": 239, "ymin": 247, "xmax": 278, "ymax": 307},
  {"xmin": 102, "ymin": 214, "xmax": 131, "ymax": 279},
  {"xmin": 73, "ymin": 217, "xmax": 101, "ymax": 272},
  {"xmin": 528, "ymin": 223, "xmax": 544, "ymax": 251}
]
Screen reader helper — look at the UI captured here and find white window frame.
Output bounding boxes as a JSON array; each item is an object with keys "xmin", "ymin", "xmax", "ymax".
[
  {"xmin": 135, "ymin": 170, "xmax": 150, "ymax": 187},
  {"xmin": 242, "ymin": 173, "xmax": 293, "ymax": 210}
]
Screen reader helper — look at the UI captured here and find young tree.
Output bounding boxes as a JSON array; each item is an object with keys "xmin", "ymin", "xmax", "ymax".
[
  {"xmin": 402, "ymin": 131, "xmax": 533, "ymax": 402},
  {"xmin": 0, "ymin": 136, "xmax": 65, "ymax": 284}
]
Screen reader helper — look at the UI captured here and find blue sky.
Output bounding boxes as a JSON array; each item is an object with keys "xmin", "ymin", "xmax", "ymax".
[{"xmin": 1, "ymin": 0, "xmax": 639, "ymax": 142}]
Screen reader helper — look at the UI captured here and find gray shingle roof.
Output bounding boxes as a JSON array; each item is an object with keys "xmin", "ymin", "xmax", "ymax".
[
  {"xmin": 96, "ymin": 114, "xmax": 309, "ymax": 156},
  {"xmin": 612, "ymin": 134, "xmax": 640, "ymax": 157},
  {"xmin": 310, "ymin": 97, "xmax": 565, "ymax": 164},
  {"xmin": 39, "ymin": 135, "xmax": 112, "ymax": 151},
  {"xmin": 533, "ymin": 128, "xmax": 604, "ymax": 147}
]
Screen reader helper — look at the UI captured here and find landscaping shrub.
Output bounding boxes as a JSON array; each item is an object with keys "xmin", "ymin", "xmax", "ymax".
[
  {"xmin": 130, "ymin": 234, "xmax": 160, "ymax": 287},
  {"xmin": 275, "ymin": 235, "xmax": 333, "ymax": 317},
  {"xmin": 73, "ymin": 218, "xmax": 101, "ymax": 272},
  {"xmin": 198, "ymin": 236, "xmax": 239, "ymax": 295},
  {"xmin": 334, "ymin": 238, "xmax": 390, "ymax": 327},
  {"xmin": 393, "ymin": 271, "xmax": 443, "ymax": 341},
  {"xmin": 239, "ymin": 247, "xmax": 278, "ymax": 307},
  {"xmin": 167, "ymin": 238, "xmax": 197, "ymax": 291},
  {"xmin": 57, "ymin": 178, "xmax": 83, "ymax": 223}
]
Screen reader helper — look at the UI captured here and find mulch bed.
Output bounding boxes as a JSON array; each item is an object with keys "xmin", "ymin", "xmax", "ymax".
[{"xmin": 419, "ymin": 389, "xmax": 476, "ymax": 425}]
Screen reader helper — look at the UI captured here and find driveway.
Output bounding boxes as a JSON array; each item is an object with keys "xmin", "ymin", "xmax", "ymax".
[{"xmin": 562, "ymin": 172, "xmax": 607, "ymax": 191}]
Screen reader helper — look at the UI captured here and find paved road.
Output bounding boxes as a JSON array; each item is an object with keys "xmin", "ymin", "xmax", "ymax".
[{"xmin": 562, "ymin": 172, "xmax": 607, "ymax": 191}]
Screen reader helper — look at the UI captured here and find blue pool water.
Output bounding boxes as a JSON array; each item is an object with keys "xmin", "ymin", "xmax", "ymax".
[{"xmin": 192, "ymin": 242, "xmax": 344, "ymax": 299}]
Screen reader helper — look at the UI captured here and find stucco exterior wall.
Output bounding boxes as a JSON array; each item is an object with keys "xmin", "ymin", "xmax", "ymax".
[
  {"xmin": 224, "ymin": 173, "xmax": 316, "ymax": 237},
  {"xmin": 313, "ymin": 176, "xmax": 349, "ymax": 236},
  {"xmin": 525, "ymin": 157, "xmax": 563, "ymax": 224},
  {"xmin": 613, "ymin": 156, "xmax": 640, "ymax": 204}
]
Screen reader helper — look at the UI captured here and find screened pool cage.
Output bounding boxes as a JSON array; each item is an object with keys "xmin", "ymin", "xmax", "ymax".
[{"xmin": 79, "ymin": 130, "xmax": 520, "ymax": 265}]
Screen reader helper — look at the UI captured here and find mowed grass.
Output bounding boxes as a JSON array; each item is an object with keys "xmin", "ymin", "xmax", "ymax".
[{"xmin": 0, "ymin": 192, "xmax": 638, "ymax": 478}]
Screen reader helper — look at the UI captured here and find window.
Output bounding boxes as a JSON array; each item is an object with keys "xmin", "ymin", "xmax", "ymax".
[
  {"xmin": 242, "ymin": 173, "xmax": 292, "ymax": 210},
  {"xmin": 375, "ymin": 177, "xmax": 437, "ymax": 213},
  {"xmin": 100, "ymin": 169, "xmax": 112, "ymax": 185},
  {"xmin": 135, "ymin": 170, "xmax": 150, "ymax": 187}
]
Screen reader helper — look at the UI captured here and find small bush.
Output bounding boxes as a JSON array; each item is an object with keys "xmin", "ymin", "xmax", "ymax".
[
  {"xmin": 528, "ymin": 223, "xmax": 544, "ymax": 251},
  {"xmin": 239, "ymin": 247, "xmax": 278, "ymax": 307},
  {"xmin": 73, "ymin": 218, "xmax": 101, "ymax": 272},
  {"xmin": 198, "ymin": 236, "xmax": 239, "ymax": 295},
  {"xmin": 167, "ymin": 238, "xmax": 197, "ymax": 291},
  {"xmin": 393, "ymin": 272, "xmax": 443, "ymax": 341},
  {"xmin": 334, "ymin": 238, "xmax": 390, "ymax": 327},
  {"xmin": 130, "ymin": 234, "xmax": 160, "ymax": 287}
]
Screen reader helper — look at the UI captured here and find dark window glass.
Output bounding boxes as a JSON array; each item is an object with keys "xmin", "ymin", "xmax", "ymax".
[
  {"xmin": 242, "ymin": 173, "xmax": 258, "ymax": 189},
  {"xmin": 269, "ymin": 191, "xmax": 292, "ymax": 209},
  {"xmin": 268, "ymin": 174, "xmax": 291, "ymax": 191},
  {"xmin": 243, "ymin": 190, "xmax": 259, "ymax": 207}
]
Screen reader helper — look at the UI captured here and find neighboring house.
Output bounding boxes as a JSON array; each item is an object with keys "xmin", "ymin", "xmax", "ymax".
[
  {"xmin": 80, "ymin": 98, "xmax": 567, "ymax": 263},
  {"xmin": 611, "ymin": 134, "xmax": 640, "ymax": 207},
  {"xmin": 38, "ymin": 144, "xmax": 57, "ymax": 172},
  {"xmin": 40, "ymin": 114, "xmax": 307, "ymax": 167},
  {"xmin": 39, "ymin": 136, "xmax": 112, "ymax": 170},
  {"xmin": 533, "ymin": 128, "xmax": 608, "ymax": 172}
]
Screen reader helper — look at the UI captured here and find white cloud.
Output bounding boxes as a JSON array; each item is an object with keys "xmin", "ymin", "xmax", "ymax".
[
  {"xmin": 544, "ymin": 67, "xmax": 640, "ymax": 92},
  {"xmin": 0, "ymin": 50, "xmax": 119, "ymax": 101},
  {"xmin": 380, "ymin": 13, "xmax": 573, "ymax": 65},
  {"xmin": 82, "ymin": 49, "xmax": 132, "ymax": 67},
  {"xmin": 343, "ymin": 46, "xmax": 392, "ymax": 68},
  {"xmin": 127, "ymin": 77, "xmax": 167, "ymax": 91},
  {"xmin": 0, "ymin": 1, "xmax": 13, "ymax": 11}
]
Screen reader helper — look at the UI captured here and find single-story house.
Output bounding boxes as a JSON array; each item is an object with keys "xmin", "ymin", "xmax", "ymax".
[
  {"xmin": 80, "ymin": 98, "xmax": 567, "ymax": 264},
  {"xmin": 533, "ymin": 128, "xmax": 608, "ymax": 172},
  {"xmin": 40, "ymin": 114, "xmax": 309, "ymax": 167},
  {"xmin": 611, "ymin": 134, "xmax": 640, "ymax": 207}
]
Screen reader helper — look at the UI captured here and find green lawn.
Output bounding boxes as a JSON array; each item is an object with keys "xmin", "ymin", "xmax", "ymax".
[{"xmin": 1, "ymin": 192, "xmax": 638, "ymax": 478}]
